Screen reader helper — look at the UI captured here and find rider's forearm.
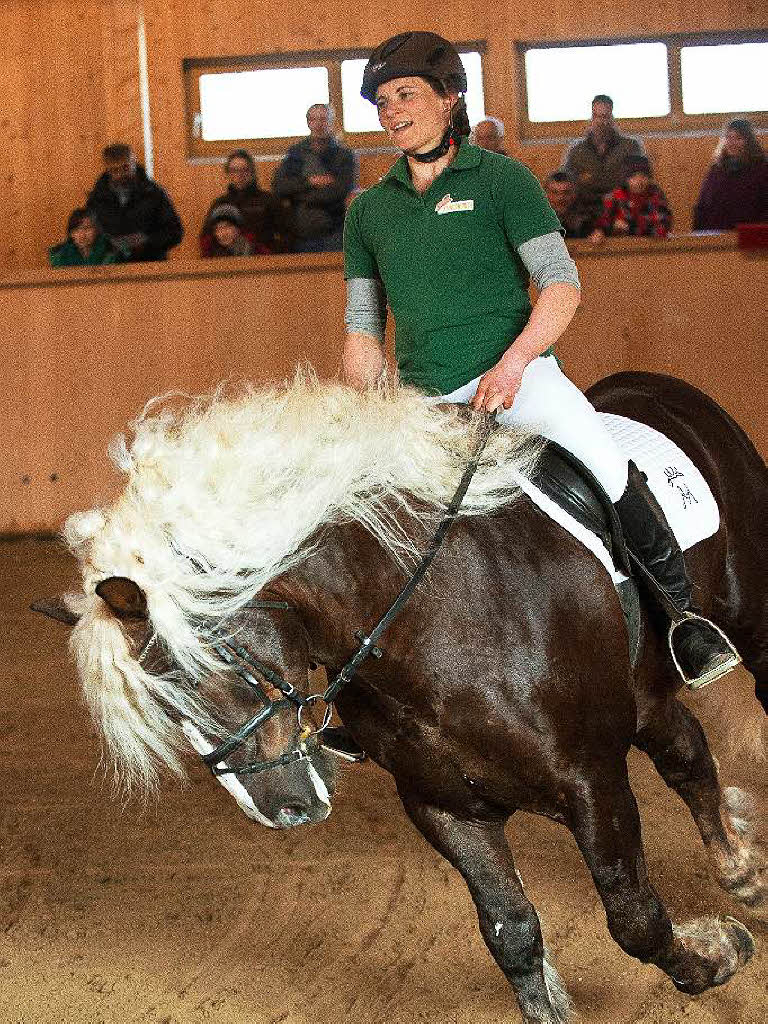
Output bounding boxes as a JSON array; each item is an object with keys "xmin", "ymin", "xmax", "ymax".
[
  {"xmin": 343, "ymin": 332, "xmax": 386, "ymax": 389},
  {"xmin": 507, "ymin": 282, "xmax": 581, "ymax": 365}
]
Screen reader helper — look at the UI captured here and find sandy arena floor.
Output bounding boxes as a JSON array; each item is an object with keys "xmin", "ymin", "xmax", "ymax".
[{"xmin": 1, "ymin": 538, "xmax": 766, "ymax": 1024}]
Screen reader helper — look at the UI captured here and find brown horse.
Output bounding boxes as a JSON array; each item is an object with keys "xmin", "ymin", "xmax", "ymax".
[{"xmin": 38, "ymin": 371, "xmax": 766, "ymax": 1024}]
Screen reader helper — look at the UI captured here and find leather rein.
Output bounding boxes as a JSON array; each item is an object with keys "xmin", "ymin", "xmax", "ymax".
[{"xmin": 196, "ymin": 415, "xmax": 496, "ymax": 779}]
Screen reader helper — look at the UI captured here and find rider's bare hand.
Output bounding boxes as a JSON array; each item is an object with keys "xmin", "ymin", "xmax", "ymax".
[{"xmin": 471, "ymin": 352, "xmax": 528, "ymax": 413}]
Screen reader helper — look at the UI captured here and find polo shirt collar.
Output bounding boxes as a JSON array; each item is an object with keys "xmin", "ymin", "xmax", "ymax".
[{"xmin": 382, "ymin": 139, "xmax": 482, "ymax": 187}]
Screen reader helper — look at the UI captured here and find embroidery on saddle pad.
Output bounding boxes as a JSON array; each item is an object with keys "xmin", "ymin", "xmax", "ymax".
[
  {"xmin": 510, "ymin": 415, "xmax": 720, "ymax": 587},
  {"xmin": 600, "ymin": 413, "xmax": 720, "ymax": 552}
]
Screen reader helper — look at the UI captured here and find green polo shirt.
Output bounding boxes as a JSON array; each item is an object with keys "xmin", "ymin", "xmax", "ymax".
[{"xmin": 344, "ymin": 140, "xmax": 562, "ymax": 395}]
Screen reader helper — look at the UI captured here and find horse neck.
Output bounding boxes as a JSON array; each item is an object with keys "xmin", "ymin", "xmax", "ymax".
[{"xmin": 277, "ymin": 520, "xmax": 405, "ymax": 670}]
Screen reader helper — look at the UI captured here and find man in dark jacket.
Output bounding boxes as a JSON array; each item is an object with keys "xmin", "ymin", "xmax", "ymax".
[
  {"xmin": 272, "ymin": 105, "xmax": 358, "ymax": 253},
  {"xmin": 86, "ymin": 143, "xmax": 184, "ymax": 262},
  {"xmin": 561, "ymin": 95, "xmax": 644, "ymax": 233}
]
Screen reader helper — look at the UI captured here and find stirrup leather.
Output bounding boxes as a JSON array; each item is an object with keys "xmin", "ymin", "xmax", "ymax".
[{"xmin": 668, "ymin": 613, "xmax": 741, "ymax": 690}]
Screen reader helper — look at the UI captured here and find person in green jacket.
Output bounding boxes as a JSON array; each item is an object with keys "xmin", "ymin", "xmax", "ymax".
[{"xmin": 49, "ymin": 209, "xmax": 123, "ymax": 267}]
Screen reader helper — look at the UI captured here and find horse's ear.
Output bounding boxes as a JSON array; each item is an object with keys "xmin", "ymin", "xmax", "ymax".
[
  {"xmin": 30, "ymin": 597, "xmax": 80, "ymax": 626},
  {"xmin": 95, "ymin": 576, "xmax": 148, "ymax": 620}
]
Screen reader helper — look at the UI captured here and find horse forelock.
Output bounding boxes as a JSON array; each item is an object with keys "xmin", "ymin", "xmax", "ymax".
[
  {"xmin": 68, "ymin": 592, "xmax": 224, "ymax": 799},
  {"xmin": 64, "ymin": 370, "xmax": 545, "ymax": 788}
]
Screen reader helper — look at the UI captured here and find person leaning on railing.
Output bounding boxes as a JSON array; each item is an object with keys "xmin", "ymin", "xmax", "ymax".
[
  {"xmin": 49, "ymin": 208, "xmax": 124, "ymax": 267},
  {"xmin": 200, "ymin": 149, "xmax": 289, "ymax": 256},
  {"xmin": 589, "ymin": 155, "xmax": 672, "ymax": 242},
  {"xmin": 693, "ymin": 119, "xmax": 768, "ymax": 231}
]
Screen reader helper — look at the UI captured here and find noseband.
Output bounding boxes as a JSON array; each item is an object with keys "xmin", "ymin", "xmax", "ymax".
[
  {"xmin": 202, "ymin": 615, "xmax": 327, "ymax": 777},
  {"xmin": 192, "ymin": 416, "xmax": 496, "ymax": 779}
]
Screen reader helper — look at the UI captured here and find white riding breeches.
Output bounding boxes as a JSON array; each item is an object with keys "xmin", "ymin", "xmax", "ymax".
[{"xmin": 431, "ymin": 354, "xmax": 630, "ymax": 501}]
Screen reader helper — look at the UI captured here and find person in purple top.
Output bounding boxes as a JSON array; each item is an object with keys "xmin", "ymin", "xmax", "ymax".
[{"xmin": 693, "ymin": 119, "xmax": 767, "ymax": 230}]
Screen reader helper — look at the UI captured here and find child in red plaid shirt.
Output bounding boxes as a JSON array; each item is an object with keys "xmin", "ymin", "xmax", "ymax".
[{"xmin": 590, "ymin": 156, "xmax": 672, "ymax": 241}]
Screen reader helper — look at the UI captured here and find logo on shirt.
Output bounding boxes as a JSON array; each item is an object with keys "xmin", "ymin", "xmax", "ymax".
[{"xmin": 435, "ymin": 194, "xmax": 475, "ymax": 215}]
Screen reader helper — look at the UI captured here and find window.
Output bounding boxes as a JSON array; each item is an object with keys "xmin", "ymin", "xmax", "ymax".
[
  {"xmin": 185, "ymin": 45, "xmax": 486, "ymax": 157},
  {"xmin": 680, "ymin": 42, "xmax": 768, "ymax": 115},
  {"xmin": 198, "ymin": 67, "xmax": 330, "ymax": 141},
  {"xmin": 518, "ymin": 32, "xmax": 767, "ymax": 137},
  {"xmin": 525, "ymin": 43, "xmax": 670, "ymax": 122}
]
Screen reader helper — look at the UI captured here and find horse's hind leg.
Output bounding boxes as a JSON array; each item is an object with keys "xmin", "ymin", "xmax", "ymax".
[
  {"xmin": 398, "ymin": 791, "xmax": 571, "ymax": 1024},
  {"xmin": 565, "ymin": 761, "xmax": 754, "ymax": 995},
  {"xmin": 635, "ymin": 698, "xmax": 766, "ymax": 909}
]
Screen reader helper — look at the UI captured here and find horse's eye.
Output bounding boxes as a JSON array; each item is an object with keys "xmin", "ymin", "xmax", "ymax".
[{"xmin": 309, "ymin": 661, "xmax": 318, "ymax": 671}]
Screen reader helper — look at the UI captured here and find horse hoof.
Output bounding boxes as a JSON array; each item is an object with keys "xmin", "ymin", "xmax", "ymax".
[
  {"xmin": 274, "ymin": 803, "xmax": 312, "ymax": 828},
  {"xmin": 671, "ymin": 915, "xmax": 755, "ymax": 992},
  {"xmin": 723, "ymin": 916, "xmax": 755, "ymax": 966}
]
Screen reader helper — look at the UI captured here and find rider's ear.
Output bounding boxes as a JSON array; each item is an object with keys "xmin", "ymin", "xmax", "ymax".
[{"xmin": 95, "ymin": 576, "xmax": 148, "ymax": 620}]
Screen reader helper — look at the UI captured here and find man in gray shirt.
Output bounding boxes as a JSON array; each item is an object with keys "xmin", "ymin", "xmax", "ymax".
[{"xmin": 561, "ymin": 95, "xmax": 644, "ymax": 231}]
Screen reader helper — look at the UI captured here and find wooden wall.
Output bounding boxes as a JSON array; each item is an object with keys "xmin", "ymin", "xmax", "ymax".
[
  {"xmin": 1, "ymin": 1, "xmax": 765, "ymax": 272},
  {"xmin": 1, "ymin": 236, "xmax": 765, "ymax": 534},
  {"xmin": 2, "ymin": 1, "xmax": 144, "ymax": 270}
]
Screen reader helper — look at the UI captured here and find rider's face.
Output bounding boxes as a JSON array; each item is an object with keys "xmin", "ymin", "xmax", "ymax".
[{"xmin": 375, "ymin": 77, "xmax": 453, "ymax": 155}]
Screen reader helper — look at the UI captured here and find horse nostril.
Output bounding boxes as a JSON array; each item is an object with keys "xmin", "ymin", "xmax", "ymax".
[{"xmin": 276, "ymin": 803, "xmax": 311, "ymax": 827}]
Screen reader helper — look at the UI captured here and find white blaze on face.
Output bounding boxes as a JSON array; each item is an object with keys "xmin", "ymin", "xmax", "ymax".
[
  {"xmin": 307, "ymin": 759, "xmax": 332, "ymax": 812},
  {"xmin": 181, "ymin": 719, "xmax": 277, "ymax": 828}
]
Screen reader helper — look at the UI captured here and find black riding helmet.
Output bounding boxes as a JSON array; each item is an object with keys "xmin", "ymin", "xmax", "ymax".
[{"xmin": 361, "ymin": 32, "xmax": 467, "ymax": 104}]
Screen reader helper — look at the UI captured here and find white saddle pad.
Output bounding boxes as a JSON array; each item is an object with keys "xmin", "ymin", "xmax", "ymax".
[{"xmin": 511, "ymin": 414, "xmax": 720, "ymax": 585}]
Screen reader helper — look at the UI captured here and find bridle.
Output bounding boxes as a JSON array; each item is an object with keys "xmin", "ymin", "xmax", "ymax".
[{"xmin": 178, "ymin": 415, "xmax": 496, "ymax": 779}]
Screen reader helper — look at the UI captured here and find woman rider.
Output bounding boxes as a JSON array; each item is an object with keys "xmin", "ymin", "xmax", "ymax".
[{"xmin": 339, "ymin": 32, "xmax": 737, "ymax": 708}]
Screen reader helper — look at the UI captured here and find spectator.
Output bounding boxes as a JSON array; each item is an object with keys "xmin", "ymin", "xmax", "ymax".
[
  {"xmin": 200, "ymin": 149, "xmax": 287, "ymax": 255},
  {"xmin": 201, "ymin": 204, "xmax": 268, "ymax": 258},
  {"xmin": 49, "ymin": 208, "xmax": 123, "ymax": 267},
  {"xmin": 470, "ymin": 117, "xmax": 508, "ymax": 155},
  {"xmin": 562, "ymin": 95, "xmax": 644, "ymax": 228},
  {"xmin": 693, "ymin": 119, "xmax": 768, "ymax": 231},
  {"xmin": 590, "ymin": 156, "xmax": 672, "ymax": 241},
  {"xmin": 272, "ymin": 104, "xmax": 358, "ymax": 252},
  {"xmin": 544, "ymin": 171, "xmax": 594, "ymax": 238},
  {"xmin": 86, "ymin": 143, "xmax": 183, "ymax": 261}
]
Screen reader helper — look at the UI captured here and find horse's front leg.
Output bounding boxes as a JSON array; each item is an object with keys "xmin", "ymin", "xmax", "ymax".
[{"xmin": 398, "ymin": 790, "xmax": 571, "ymax": 1024}]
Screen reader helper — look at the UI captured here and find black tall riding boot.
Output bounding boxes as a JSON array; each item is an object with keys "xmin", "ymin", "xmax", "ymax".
[{"xmin": 614, "ymin": 461, "xmax": 739, "ymax": 688}]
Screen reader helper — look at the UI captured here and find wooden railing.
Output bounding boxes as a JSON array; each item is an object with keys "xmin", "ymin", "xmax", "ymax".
[{"xmin": 1, "ymin": 233, "xmax": 763, "ymax": 533}]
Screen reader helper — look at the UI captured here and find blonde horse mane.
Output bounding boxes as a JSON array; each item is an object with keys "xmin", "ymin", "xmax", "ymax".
[{"xmin": 65, "ymin": 370, "xmax": 545, "ymax": 796}]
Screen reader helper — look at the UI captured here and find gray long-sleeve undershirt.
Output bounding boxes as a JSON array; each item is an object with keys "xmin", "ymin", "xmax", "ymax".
[{"xmin": 345, "ymin": 231, "xmax": 580, "ymax": 341}]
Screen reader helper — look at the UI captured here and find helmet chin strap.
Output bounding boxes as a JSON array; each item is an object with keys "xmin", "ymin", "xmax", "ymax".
[{"xmin": 409, "ymin": 124, "xmax": 456, "ymax": 164}]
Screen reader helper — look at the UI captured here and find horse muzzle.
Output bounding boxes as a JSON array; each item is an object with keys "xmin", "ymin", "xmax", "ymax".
[{"xmin": 259, "ymin": 753, "xmax": 334, "ymax": 828}]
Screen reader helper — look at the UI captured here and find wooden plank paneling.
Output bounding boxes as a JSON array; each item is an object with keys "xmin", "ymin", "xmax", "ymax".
[
  {"xmin": 0, "ymin": 1, "xmax": 143, "ymax": 271},
  {"xmin": 1, "ymin": 238, "xmax": 765, "ymax": 532},
  {"xmin": 0, "ymin": 1, "xmax": 764, "ymax": 271}
]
